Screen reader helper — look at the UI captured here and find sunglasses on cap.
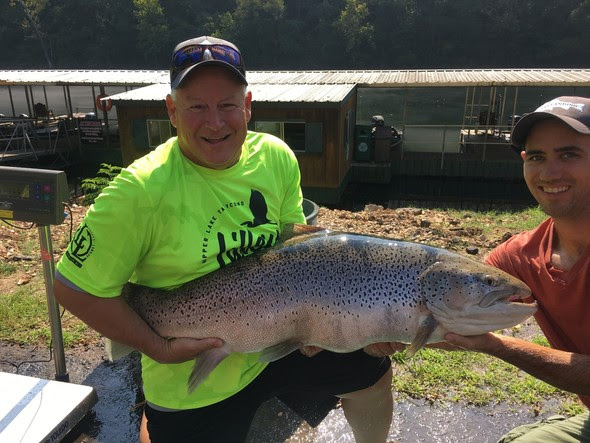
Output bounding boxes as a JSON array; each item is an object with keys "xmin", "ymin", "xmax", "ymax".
[{"xmin": 170, "ymin": 44, "xmax": 245, "ymax": 84}]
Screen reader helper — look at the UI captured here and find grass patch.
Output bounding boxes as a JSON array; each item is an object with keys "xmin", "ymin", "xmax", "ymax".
[
  {"xmin": 391, "ymin": 339, "xmax": 580, "ymax": 412},
  {"xmin": 0, "ymin": 262, "xmax": 18, "ymax": 276},
  {"xmin": 447, "ymin": 205, "xmax": 547, "ymax": 237},
  {"xmin": 0, "ymin": 275, "xmax": 97, "ymax": 347},
  {"xmin": 560, "ymin": 401, "xmax": 587, "ymax": 416},
  {"xmin": 531, "ymin": 334, "xmax": 550, "ymax": 347},
  {"xmin": 0, "ymin": 282, "xmax": 51, "ymax": 345},
  {"xmin": 18, "ymin": 236, "xmax": 40, "ymax": 258},
  {"xmin": 61, "ymin": 313, "xmax": 97, "ymax": 347}
]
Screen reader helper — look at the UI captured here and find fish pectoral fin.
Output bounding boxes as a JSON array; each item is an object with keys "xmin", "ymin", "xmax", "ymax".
[
  {"xmin": 407, "ymin": 314, "xmax": 438, "ymax": 358},
  {"xmin": 258, "ymin": 341, "xmax": 301, "ymax": 362},
  {"xmin": 104, "ymin": 338, "xmax": 136, "ymax": 361},
  {"xmin": 188, "ymin": 348, "xmax": 230, "ymax": 393}
]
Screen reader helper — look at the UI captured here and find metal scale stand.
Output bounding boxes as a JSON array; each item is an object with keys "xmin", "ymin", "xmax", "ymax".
[{"xmin": 0, "ymin": 166, "xmax": 97, "ymax": 443}]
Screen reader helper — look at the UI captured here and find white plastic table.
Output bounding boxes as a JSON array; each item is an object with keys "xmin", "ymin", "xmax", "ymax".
[{"xmin": 0, "ymin": 372, "xmax": 97, "ymax": 442}]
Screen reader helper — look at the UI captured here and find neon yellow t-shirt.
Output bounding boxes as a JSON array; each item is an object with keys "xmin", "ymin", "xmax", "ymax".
[{"xmin": 56, "ymin": 132, "xmax": 306, "ymax": 409}]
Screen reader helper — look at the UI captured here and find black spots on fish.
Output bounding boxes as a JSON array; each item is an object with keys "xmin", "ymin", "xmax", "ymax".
[{"xmin": 134, "ymin": 234, "xmax": 446, "ymax": 337}]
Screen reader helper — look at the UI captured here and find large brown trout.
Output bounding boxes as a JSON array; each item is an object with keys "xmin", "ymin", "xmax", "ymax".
[{"xmin": 113, "ymin": 226, "xmax": 536, "ymax": 392}]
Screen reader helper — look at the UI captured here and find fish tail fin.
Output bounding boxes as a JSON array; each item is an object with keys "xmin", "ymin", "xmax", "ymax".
[
  {"xmin": 188, "ymin": 348, "xmax": 230, "ymax": 393},
  {"xmin": 104, "ymin": 338, "xmax": 136, "ymax": 361},
  {"xmin": 406, "ymin": 314, "xmax": 438, "ymax": 358}
]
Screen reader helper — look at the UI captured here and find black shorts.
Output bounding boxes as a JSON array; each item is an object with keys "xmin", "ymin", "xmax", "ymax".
[{"xmin": 144, "ymin": 350, "xmax": 391, "ymax": 443}]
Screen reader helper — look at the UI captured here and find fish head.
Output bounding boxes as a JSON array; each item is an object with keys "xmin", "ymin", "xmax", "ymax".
[{"xmin": 419, "ymin": 255, "xmax": 537, "ymax": 336}]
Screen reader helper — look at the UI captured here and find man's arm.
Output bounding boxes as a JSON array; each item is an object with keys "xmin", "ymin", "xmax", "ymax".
[
  {"xmin": 54, "ymin": 279, "xmax": 222, "ymax": 363},
  {"xmin": 445, "ymin": 332, "xmax": 590, "ymax": 397}
]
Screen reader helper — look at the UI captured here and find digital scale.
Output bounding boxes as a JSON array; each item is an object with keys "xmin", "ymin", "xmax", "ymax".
[
  {"xmin": 0, "ymin": 166, "xmax": 97, "ymax": 442},
  {"xmin": 0, "ymin": 166, "xmax": 69, "ymax": 225}
]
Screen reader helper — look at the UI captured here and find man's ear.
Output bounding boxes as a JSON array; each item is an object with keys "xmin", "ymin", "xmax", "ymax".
[
  {"xmin": 166, "ymin": 94, "xmax": 177, "ymax": 128},
  {"xmin": 244, "ymin": 90, "xmax": 252, "ymax": 123}
]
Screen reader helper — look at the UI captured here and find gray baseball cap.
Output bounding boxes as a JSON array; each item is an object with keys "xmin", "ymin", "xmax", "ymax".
[{"xmin": 511, "ymin": 96, "xmax": 590, "ymax": 148}]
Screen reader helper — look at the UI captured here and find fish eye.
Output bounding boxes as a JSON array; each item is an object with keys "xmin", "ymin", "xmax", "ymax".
[{"xmin": 484, "ymin": 275, "xmax": 497, "ymax": 286}]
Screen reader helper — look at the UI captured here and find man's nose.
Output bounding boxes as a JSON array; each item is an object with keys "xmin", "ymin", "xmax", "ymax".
[
  {"xmin": 204, "ymin": 108, "xmax": 224, "ymax": 130},
  {"xmin": 538, "ymin": 159, "xmax": 563, "ymax": 181}
]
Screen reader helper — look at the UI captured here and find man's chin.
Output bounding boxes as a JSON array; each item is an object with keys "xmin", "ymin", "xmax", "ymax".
[
  {"xmin": 201, "ymin": 153, "xmax": 241, "ymax": 170},
  {"xmin": 537, "ymin": 201, "xmax": 581, "ymax": 219}
]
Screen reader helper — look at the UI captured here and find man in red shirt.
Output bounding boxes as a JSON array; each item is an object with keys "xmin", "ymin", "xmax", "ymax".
[
  {"xmin": 365, "ymin": 96, "xmax": 590, "ymax": 440},
  {"xmin": 447, "ymin": 96, "xmax": 590, "ymax": 441}
]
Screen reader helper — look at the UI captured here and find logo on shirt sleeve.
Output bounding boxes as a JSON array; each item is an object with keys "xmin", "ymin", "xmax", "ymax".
[{"xmin": 65, "ymin": 223, "xmax": 95, "ymax": 268}]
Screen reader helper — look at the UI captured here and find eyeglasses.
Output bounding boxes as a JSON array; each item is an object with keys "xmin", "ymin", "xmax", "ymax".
[{"xmin": 171, "ymin": 44, "xmax": 245, "ymax": 83}]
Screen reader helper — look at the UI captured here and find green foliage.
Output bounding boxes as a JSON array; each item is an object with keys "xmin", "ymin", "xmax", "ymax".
[
  {"xmin": 133, "ymin": 0, "xmax": 169, "ymax": 64},
  {"xmin": 3, "ymin": 0, "xmax": 590, "ymax": 69},
  {"xmin": 231, "ymin": 0, "xmax": 287, "ymax": 68},
  {"xmin": 80, "ymin": 163, "xmax": 122, "ymax": 205},
  {"xmin": 335, "ymin": 0, "xmax": 374, "ymax": 63}
]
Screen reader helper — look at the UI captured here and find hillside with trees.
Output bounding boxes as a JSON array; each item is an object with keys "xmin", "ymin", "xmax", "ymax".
[{"xmin": 2, "ymin": 0, "xmax": 590, "ymax": 70}]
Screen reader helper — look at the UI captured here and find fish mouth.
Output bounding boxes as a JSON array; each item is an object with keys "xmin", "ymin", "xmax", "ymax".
[{"xmin": 478, "ymin": 287, "xmax": 531, "ymax": 308}]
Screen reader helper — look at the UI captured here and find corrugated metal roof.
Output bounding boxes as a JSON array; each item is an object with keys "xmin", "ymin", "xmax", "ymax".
[
  {"xmin": 107, "ymin": 82, "xmax": 357, "ymax": 103},
  {"xmin": 0, "ymin": 70, "xmax": 168, "ymax": 86},
  {"xmin": 108, "ymin": 83, "xmax": 168, "ymax": 101},
  {"xmin": 2, "ymin": 69, "xmax": 590, "ymax": 88},
  {"xmin": 247, "ymin": 69, "xmax": 590, "ymax": 87},
  {"xmin": 250, "ymin": 83, "xmax": 355, "ymax": 102},
  {"xmin": 97, "ymin": 68, "xmax": 590, "ymax": 104}
]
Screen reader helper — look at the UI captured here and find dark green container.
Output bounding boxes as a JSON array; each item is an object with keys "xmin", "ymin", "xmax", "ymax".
[{"xmin": 354, "ymin": 125, "xmax": 372, "ymax": 161}]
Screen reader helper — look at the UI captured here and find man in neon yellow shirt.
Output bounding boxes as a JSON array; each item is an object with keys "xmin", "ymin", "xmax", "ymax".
[{"xmin": 54, "ymin": 36, "xmax": 393, "ymax": 442}]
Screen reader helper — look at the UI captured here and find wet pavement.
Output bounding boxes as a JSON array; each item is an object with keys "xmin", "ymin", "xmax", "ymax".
[
  {"xmin": 1, "ymin": 348, "xmax": 563, "ymax": 443},
  {"xmin": 55, "ymin": 356, "xmax": 560, "ymax": 443},
  {"xmin": 60, "ymin": 354, "xmax": 143, "ymax": 443},
  {"xmin": 247, "ymin": 395, "xmax": 557, "ymax": 443}
]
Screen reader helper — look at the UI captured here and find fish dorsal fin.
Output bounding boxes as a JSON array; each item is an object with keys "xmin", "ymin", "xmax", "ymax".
[
  {"xmin": 258, "ymin": 340, "xmax": 301, "ymax": 362},
  {"xmin": 278, "ymin": 223, "xmax": 329, "ymax": 247},
  {"xmin": 406, "ymin": 314, "xmax": 438, "ymax": 357}
]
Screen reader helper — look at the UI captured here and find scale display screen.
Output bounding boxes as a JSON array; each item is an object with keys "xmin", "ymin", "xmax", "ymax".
[
  {"xmin": 0, "ymin": 182, "xmax": 31, "ymax": 198},
  {"xmin": 0, "ymin": 166, "xmax": 69, "ymax": 225}
]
